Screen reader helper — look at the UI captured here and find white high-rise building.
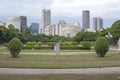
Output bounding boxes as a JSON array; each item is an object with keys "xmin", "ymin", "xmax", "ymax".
[
  {"xmin": 93, "ymin": 17, "xmax": 103, "ymax": 31},
  {"xmin": 42, "ymin": 9, "xmax": 51, "ymax": 34},
  {"xmin": 6, "ymin": 17, "xmax": 21, "ymax": 31}
]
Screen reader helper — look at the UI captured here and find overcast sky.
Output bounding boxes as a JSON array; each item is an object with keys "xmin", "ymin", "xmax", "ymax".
[{"xmin": 0, "ymin": 0, "xmax": 120, "ymax": 29}]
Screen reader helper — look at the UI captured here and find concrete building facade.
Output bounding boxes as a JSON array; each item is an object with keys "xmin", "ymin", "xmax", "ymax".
[
  {"xmin": 19, "ymin": 16, "xmax": 27, "ymax": 32},
  {"xmin": 6, "ymin": 17, "xmax": 21, "ymax": 31},
  {"xmin": 93, "ymin": 17, "xmax": 103, "ymax": 31},
  {"xmin": 6, "ymin": 16, "xmax": 27, "ymax": 32},
  {"xmin": 42, "ymin": 9, "xmax": 51, "ymax": 34},
  {"xmin": 44, "ymin": 22, "xmax": 81, "ymax": 37},
  {"xmin": 82, "ymin": 10, "xmax": 90, "ymax": 31}
]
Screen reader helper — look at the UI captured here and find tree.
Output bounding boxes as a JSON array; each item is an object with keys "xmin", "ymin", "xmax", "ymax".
[
  {"xmin": 74, "ymin": 31, "xmax": 85, "ymax": 43},
  {"xmin": 8, "ymin": 38, "xmax": 22, "ymax": 58},
  {"xmin": 0, "ymin": 26, "xmax": 7, "ymax": 43},
  {"xmin": 110, "ymin": 20, "xmax": 120, "ymax": 43},
  {"xmin": 95, "ymin": 37, "xmax": 108, "ymax": 57},
  {"xmin": 83, "ymin": 32, "xmax": 96, "ymax": 41},
  {"xmin": 5, "ymin": 24, "xmax": 19, "ymax": 42}
]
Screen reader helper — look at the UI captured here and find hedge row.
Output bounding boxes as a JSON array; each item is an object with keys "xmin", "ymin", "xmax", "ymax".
[
  {"xmin": 80, "ymin": 42, "xmax": 91, "ymax": 50},
  {"xmin": 22, "ymin": 45, "xmax": 90, "ymax": 50},
  {"xmin": 5, "ymin": 41, "xmax": 93, "ymax": 50}
]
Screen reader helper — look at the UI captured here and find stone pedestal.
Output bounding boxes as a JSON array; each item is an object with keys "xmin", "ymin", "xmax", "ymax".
[{"xmin": 54, "ymin": 42, "xmax": 60, "ymax": 55}]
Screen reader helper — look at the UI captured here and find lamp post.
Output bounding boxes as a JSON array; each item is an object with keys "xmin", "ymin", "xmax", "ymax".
[{"xmin": 105, "ymin": 32, "xmax": 112, "ymax": 48}]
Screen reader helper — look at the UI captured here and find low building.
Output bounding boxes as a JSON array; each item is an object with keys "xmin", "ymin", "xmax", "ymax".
[{"xmin": 44, "ymin": 21, "xmax": 81, "ymax": 37}]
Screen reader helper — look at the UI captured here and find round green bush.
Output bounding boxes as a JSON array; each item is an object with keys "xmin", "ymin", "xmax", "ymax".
[
  {"xmin": 95, "ymin": 37, "xmax": 108, "ymax": 57},
  {"xmin": 8, "ymin": 38, "xmax": 22, "ymax": 58}
]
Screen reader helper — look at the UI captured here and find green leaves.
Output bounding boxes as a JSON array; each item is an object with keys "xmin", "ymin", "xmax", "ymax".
[
  {"xmin": 8, "ymin": 38, "xmax": 22, "ymax": 58},
  {"xmin": 95, "ymin": 37, "xmax": 108, "ymax": 57}
]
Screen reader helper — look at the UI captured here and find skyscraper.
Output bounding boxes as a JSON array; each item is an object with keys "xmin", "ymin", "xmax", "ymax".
[
  {"xmin": 19, "ymin": 16, "xmax": 27, "ymax": 32},
  {"xmin": 30, "ymin": 23, "xmax": 39, "ymax": 34},
  {"xmin": 42, "ymin": 9, "xmax": 51, "ymax": 34},
  {"xmin": 93, "ymin": 17, "xmax": 103, "ymax": 31},
  {"xmin": 82, "ymin": 10, "xmax": 90, "ymax": 31}
]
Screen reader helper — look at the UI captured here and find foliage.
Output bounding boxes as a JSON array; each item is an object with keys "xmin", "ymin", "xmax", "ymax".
[
  {"xmin": 110, "ymin": 20, "xmax": 120, "ymax": 43},
  {"xmin": 37, "ymin": 41, "xmax": 42, "ymax": 46},
  {"xmin": 6, "ymin": 24, "xmax": 19, "ymax": 42},
  {"xmin": 22, "ymin": 45, "xmax": 33, "ymax": 50},
  {"xmin": 48, "ymin": 42, "xmax": 56, "ymax": 46},
  {"xmin": 95, "ymin": 37, "xmax": 108, "ymax": 57},
  {"xmin": 4, "ymin": 43, "xmax": 8, "ymax": 47},
  {"xmin": 0, "ymin": 26, "xmax": 7, "ymax": 43},
  {"xmin": 8, "ymin": 38, "xmax": 22, "ymax": 58},
  {"xmin": 34, "ymin": 46, "xmax": 53, "ymax": 50},
  {"xmin": 83, "ymin": 32, "xmax": 96, "ymax": 41},
  {"xmin": 74, "ymin": 31, "xmax": 85, "ymax": 43},
  {"xmin": 80, "ymin": 42, "xmax": 91, "ymax": 50},
  {"xmin": 60, "ymin": 46, "xmax": 82, "ymax": 50},
  {"xmin": 26, "ymin": 42, "xmax": 36, "ymax": 46},
  {"xmin": 60, "ymin": 42, "xmax": 77, "ymax": 46}
]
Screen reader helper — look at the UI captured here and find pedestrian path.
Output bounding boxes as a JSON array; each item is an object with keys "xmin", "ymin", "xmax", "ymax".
[{"xmin": 0, "ymin": 67, "xmax": 120, "ymax": 75}]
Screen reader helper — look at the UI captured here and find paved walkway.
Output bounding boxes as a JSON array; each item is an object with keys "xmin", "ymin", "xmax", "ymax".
[
  {"xmin": 0, "ymin": 67, "xmax": 120, "ymax": 75},
  {"xmin": 0, "ymin": 51, "xmax": 94, "ymax": 55}
]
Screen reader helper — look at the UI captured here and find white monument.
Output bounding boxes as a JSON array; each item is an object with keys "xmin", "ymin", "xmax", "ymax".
[
  {"xmin": 118, "ymin": 38, "xmax": 120, "ymax": 52},
  {"xmin": 54, "ymin": 42, "xmax": 60, "ymax": 55}
]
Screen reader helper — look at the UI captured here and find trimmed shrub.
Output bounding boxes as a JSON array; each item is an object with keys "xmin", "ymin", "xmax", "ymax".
[
  {"xmin": 34, "ymin": 46, "xmax": 53, "ymax": 50},
  {"xmin": 22, "ymin": 45, "xmax": 33, "ymax": 50},
  {"xmin": 48, "ymin": 42, "xmax": 56, "ymax": 46},
  {"xmin": 60, "ymin": 46, "xmax": 82, "ymax": 50},
  {"xmin": 37, "ymin": 41, "xmax": 42, "ymax": 46},
  {"xmin": 69, "ymin": 42, "xmax": 77, "ymax": 45},
  {"xmin": 95, "ymin": 37, "xmax": 108, "ymax": 57},
  {"xmin": 4, "ymin": 43, "xmax": 8, "ymax": 47},
  {"xmin": 26, "ymin": 42, "xmax": 36, "ymax": 46},
  {"xmin": 80, "ymin": 42, "xmax": 91, "ymax": 50},
  {"xmin": 8, "ymin": 38, "xmax": 22, "ymax": 58},
  {"xmin": 60, "ymin": 42, "xmax": 77, "ymax": 46}
]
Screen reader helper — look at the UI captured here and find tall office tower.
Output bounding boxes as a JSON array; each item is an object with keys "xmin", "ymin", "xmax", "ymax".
[
  {"xmin": 30, "ymin": 23, "xmax": 39, "ymax": 34},
  {"xmin": 42, "ymin": 9, "xmax": 51, "ymax": 34},
  {"xmin": 6, "ymin": 17, "xmax": 21, "ymax": 31},
  {"xmin": 82, "ymin": 10, "xmax": 90, "ymax": 31},
  {"xmin": 93, "ymin": 17, "xmax": 103, "ymax": 31},
  {"xmin": 19, "ymin": 16, "xmax": 27, "ymax": 32}
]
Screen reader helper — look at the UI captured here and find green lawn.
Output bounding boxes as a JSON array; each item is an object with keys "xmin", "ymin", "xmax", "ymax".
[
  {"xmin": 0, "ymin": 52, "xmax": 120, "ymax": 68},
  {"xmin": 0, "ymin": 74, "xmax": 120, "ymax": 80}
]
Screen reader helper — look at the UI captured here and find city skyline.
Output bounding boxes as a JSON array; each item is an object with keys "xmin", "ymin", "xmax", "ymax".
[{"xmin": 0, "ymin": 0, "xmax": 120, "ymax": 29}]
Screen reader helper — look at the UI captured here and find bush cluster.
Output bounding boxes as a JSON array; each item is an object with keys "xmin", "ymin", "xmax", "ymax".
[
  {"xmin": 60, "ymin": 46, "xmax": 82, "ymax": 50},
  {"xmin": 80, "ymin": 42, "xmax": 91, "ymax": 50},
  {"xmin": 34, "ymin": 46, "xmax": 53, "ymax": 50},
  {"xmin": 60, "ymin": 42, "xmax": 77, "ymax": 46}
]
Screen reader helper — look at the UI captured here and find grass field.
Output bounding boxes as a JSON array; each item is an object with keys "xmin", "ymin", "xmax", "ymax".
[
  {"xmin": 0, "ymin": 74, "xmax": 120, "ymax": 80},
  {"xmin": 0, "ymin": 52, "xmax": 120, "ymax": 68}
]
